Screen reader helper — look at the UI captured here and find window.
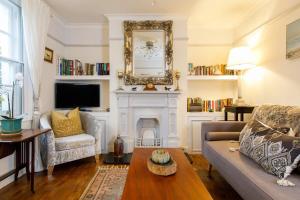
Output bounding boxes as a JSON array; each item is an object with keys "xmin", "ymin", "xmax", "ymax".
[{"xmin": 0, "ymin": 0, "xmax": 23, "ymax": 117}]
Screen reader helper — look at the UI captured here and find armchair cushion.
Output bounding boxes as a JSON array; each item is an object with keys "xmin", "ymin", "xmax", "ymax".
[
  {"xmin": 55, "ymin": 134, "xmax": 95, "ymax": 151},
  {"xmin": 51, "ymin": 108, "xmax": 84, "ymax": 138}
]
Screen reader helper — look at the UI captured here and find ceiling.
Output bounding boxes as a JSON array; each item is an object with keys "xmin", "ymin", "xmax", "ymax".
[{"xmin": 44, "ymin": 0, "xmax": 269, "ymax": 29}]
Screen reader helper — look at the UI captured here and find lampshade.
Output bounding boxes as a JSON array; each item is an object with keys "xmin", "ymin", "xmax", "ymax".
[{"xmin": 226, "ymin": 46, "xmax": 256, "ymax": 70}]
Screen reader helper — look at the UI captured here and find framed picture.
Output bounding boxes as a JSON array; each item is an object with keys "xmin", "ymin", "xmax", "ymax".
[
  {"xmin": 286, "ymin": 18, "xmax": 300, "ymax": 59},
  {"xmin": 44, "ymin": 47, "xmax": 54, "ymax": 63}
]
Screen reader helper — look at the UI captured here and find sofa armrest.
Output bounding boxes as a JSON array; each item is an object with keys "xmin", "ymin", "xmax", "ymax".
[
  {"xmin": 80, "ymin": 112, "xmax": 103, "ymax": 154},
  {"xmin": 206, "ymin": 132, "xmax": 240, "ymax": 141},
  {"xmin": 39, "ymin": 113, "xmax": 56, "ymax": 168},
  {"xmin": 201, "ymin": 121, "xmax": 246, "ymax": 150}
]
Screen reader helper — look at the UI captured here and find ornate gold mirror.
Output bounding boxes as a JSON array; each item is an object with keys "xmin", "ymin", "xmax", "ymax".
[{"xmin": 124, "ymin": 20, "xmax": 173, "ymax": 85}]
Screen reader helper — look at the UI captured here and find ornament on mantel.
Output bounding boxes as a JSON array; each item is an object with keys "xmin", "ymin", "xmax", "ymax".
[
  {"xmin": 174, "ymin": 70, "xmax": 181, "ymax": 91},
  {"xmin": 117, "ymin": 70, "xmax": 124, "ymax": 91}
]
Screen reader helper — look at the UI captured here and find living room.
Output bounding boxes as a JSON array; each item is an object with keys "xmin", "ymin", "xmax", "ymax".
[{"xmin": 0, "ymin": 0, "xmax": 300, "ymax": 199}]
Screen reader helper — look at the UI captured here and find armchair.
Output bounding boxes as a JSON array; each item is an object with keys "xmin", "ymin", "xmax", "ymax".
[{"xmin": 39, "ymin": 111, "xmax": 103, "ymax": 175}]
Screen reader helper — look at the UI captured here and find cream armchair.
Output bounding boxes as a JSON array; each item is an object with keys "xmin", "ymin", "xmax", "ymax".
[{"xmin": 39, "ymin": 112, "xmax": 102, "ymax": 175}]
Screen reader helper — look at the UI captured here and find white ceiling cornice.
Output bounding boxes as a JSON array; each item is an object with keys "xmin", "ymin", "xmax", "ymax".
[
  {"xmin": 104, "ymin": 13, "xmax": 188, "ymax": 21},
  {"xmin": 234, "ymin": 0, "xmax": 273, "ymax": 29},
  {"xmin": 234, "ymin": 0, "xmax": 300, "ymax": 43},
  {"xmin": 64, "ymin": 22, "xmax": 109, "ymax": 28}
]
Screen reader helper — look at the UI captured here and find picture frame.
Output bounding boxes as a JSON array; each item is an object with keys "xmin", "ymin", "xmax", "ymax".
[
  {"xmin": 44, "ymin": 47, "xmax": 54, "ymax": 63},
  {"xmin": 286, "ymin": 18, "xmax": 300, "ymax": 59},
  {"xmin": 123, "ymin": 20, "xmax": 173, "ymax": 85}
]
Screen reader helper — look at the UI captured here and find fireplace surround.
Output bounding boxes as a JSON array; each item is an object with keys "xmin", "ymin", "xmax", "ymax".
[{"xmin": 115, "ymin": 90, "xmax": 180, "ymax": 152}]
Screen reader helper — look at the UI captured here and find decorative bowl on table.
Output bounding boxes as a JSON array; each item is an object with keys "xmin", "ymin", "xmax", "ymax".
[{"xmin": 147, "ymin": 149, "xmax": 177, "ymax": 176}]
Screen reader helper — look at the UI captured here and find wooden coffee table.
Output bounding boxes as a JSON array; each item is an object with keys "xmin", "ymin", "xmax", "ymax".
[{"xmin": 122, "ymin": 148, "xmax": 213, "ymax": 200}]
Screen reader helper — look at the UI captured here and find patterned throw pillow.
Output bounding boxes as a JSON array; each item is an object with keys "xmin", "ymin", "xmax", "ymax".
[
  {"xmin": 239, "ymin": 118, "xmax": 294, "ymax": 142},
  {"xmin": 51, "ymin": 107, "xmax": 84, "ymax": 138},
  {"xmin": 239, "ymin": 120, "xmax": 300, "ymax": 179},
  {"xmin": 297, "ymin": 163, "xmax": 300, "ymax": 174}
]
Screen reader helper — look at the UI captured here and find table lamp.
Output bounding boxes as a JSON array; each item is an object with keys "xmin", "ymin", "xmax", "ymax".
[{"xmin": 227, "ymin": 46, "xmax": 256, "ymax": 106}]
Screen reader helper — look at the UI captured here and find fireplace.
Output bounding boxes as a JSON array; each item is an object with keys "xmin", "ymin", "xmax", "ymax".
[
  {"xmin": 136, "ymin": 118, "xmax": 161, "ymax": 147},
  {"xmin": 115, "ymin": 91, "xmax": 180, "ymax": 152}
]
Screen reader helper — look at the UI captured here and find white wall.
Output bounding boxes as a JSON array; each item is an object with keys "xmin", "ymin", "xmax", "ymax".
[
  {"xmin": 187, "ymin": 26, "xmax": 237, "ymax": 101},
  {"xmin": 40, "ymin": 16, "xmax": 110, "ymax": 112},
  {"xmin": 234, "ymin": 1, "xmax": 300, "ymax": 106}
]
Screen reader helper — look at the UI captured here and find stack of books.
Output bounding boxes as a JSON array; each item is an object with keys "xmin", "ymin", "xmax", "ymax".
[
  {"xmin": 57, "ymin": 57, "xmax": 110, "ymax": 76},
  {"xmin": 187, "ymin": 97, "xmax": 233, "ymax": 112},
  {"xmin": 190, "ymin": 64, "xmax": 236, "ymax": 76},
  {"xmin": 96, "ymin": 63, "xmax": 110, "ymax": 75},
  {"xmin": 85, "ymin": 63, "xmax": 95, "ymax": 75}
]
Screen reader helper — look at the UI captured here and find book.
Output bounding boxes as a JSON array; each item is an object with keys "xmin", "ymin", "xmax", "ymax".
[
  {"xmin": 187, "ymin": 97, "xmax": 233, "ymax": 112},
  {"xmin": 190, "ymin": 64, "xmax": 236, "ymax": 76},
  {"xmin": 57, "ymin": 58, "xmax": 110, "ymax": 76}
]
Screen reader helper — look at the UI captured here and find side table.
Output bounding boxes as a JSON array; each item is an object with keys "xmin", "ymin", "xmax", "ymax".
[
  {"xmin": 0, "ymin": 129, "xmax": 51, "ymax": 192},
  {"xmin": 224, "ymin": 106, "xmax": 255, "ymax": 121}
]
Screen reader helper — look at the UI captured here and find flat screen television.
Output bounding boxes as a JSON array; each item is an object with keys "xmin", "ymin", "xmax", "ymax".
[{"xmin": 55, "ymin": 83, "xmax": 100, "ymax": 109}]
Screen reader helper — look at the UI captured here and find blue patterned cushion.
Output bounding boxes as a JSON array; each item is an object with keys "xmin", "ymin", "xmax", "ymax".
[{"xmin": 240, "ymin": 120, "xmax": 300, "ymax": 179}]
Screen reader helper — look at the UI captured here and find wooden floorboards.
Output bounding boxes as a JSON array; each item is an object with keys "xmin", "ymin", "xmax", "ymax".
[{"xmin": 0, "ymin": 154, "xmax": 242, "ymax": 200}]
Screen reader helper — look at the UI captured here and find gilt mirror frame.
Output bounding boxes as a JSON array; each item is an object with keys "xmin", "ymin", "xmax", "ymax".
[{"xmin": 124, "ymin": 20, "xmax": 173, "ymax": 85}]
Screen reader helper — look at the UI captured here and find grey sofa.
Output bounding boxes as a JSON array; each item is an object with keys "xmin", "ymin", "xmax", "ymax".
[{"xmin": 201, "ymin": 105, "xmax": 300, "ymax": 200}]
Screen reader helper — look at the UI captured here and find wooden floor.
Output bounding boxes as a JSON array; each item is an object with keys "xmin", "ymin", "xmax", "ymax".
[{"xmin": 0, "ymin": 154, "xmax": 242, "ymax": 200}]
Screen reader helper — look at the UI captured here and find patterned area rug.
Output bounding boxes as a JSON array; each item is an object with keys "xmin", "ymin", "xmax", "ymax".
[{"xmin": 80, "ymin": 166, "xmax": 128, "ymax": 200}]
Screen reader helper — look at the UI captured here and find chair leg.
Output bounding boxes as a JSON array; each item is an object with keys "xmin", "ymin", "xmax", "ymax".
[
  {"xmin": 208, "ymin": 164, "xmax": 212, "ymax": 178},
  {"xmin": 48, "ymin": 165, "xmax": 54, "ymax": 176},
  {"xmin": 95, "ymin": 154, "xmax": 100, "ymax": 165}
]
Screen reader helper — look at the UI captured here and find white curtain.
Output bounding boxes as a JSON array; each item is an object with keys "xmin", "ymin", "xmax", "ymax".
[{"xmin": 22, "ymin": 0, "xmax": 50, "ymax": 171}]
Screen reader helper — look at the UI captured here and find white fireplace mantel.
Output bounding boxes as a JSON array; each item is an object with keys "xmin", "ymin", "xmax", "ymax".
[
  {"xmin": 114, "ymin": 90, "xmax": 181, "ymax": 95},
  {"xmin": 115, "ymin": 90, "xmax": 181, "ymax": 152}
]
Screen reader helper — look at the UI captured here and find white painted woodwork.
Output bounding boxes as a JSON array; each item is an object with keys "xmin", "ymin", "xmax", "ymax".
[{"xmin": 115, "ymin": 91, "xmax": 180, "ymax": 152}]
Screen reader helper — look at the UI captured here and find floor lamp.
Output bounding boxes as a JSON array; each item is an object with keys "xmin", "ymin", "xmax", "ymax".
[{"xmin": 227, "ymin": 46, "xmax": 256, "ymax": 106}]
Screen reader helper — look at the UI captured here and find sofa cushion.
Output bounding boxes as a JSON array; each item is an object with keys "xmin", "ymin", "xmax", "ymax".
[
  {"xmin": 51, "ymin": 108, "xmax": 84, "ymax": 138},
  {"xmin": 55, "ymin": 134, "xmax": 95, "ymax": 151},
  {"xmin": 206, "ymin": 132, "xmax": 240, "ymax": 141},
  {"xmin": 239, "ymin": 119, "xmax": 300, "ymax": 179},
  {"xmin": 204, "ymin": 140, "xmax": 300, "ymax": 200},
  {"xmin": 239, "ymin": 119, "xmax": 288, "ymax": 146},
  {"xmin": 251, "ymin": 105, "xmax": 300, "ymax": 137}
]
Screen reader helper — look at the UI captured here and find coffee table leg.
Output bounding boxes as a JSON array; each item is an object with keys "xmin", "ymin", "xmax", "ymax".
[{"xmin": 31, "ymin": 139, "xmax": 35, "ymax": 193}]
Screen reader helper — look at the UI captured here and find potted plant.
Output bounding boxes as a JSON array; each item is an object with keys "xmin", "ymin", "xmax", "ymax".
[{"xmin": 0, "ymin": 73, "xmax": 24, "ymax": 135}]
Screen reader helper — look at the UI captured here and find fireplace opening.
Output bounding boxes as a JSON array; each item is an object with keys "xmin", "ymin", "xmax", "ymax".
[{"xmin": 135, "ymin": 118, "xmax": 161, "ymax": 147}]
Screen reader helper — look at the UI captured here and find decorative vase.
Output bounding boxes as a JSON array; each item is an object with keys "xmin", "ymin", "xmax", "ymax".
[
  {"xmin": 114, "ymin": 135, "xmax": 124, "ymax": 157},
  {"xmin": 0, "ymin": 118, "xmax": 22, "ymax": 134}
]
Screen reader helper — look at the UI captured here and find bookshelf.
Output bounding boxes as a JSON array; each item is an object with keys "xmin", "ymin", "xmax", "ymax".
[
  {"xmin": 186, "ymin": 112, "xmax": 224, "ymax": 117},
  {"xmin": 186, "ymin": 64, "xmax": 237, "ymax": 113},
  {"xmin": 57, "ymin": 57, "xmax": 110, "ymax": 76},
  {"xmin": 55, "ymin": 75, "xmax": 110, "ymax": 81},
  {"xmin": 187, "ymin": 75, "xmax": 238, "ymax": 81}
]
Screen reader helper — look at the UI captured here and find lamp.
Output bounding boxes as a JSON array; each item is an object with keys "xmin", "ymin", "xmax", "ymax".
[{"xmin": 227, "ymin": 46, "xmax": 256, "ymax": 106}]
